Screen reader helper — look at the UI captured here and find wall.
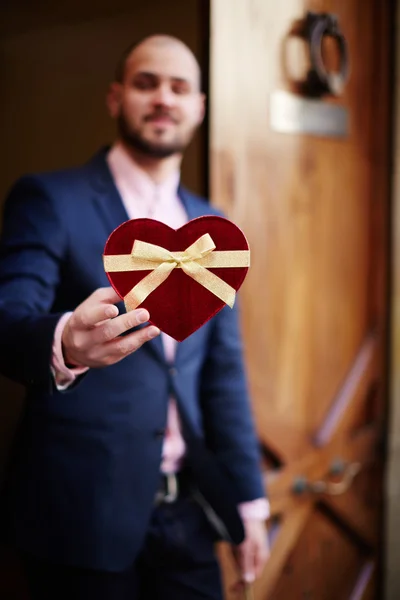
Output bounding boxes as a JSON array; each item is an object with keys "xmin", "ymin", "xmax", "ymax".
[{"xmin": 0, "ymin": 0, "xmax": 206, "ymax": 203}]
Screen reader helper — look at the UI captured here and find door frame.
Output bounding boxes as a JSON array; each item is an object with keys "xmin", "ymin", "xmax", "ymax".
[{"xmin": 386, "ymin": 0, "xmax": 400, "ymax": 598}]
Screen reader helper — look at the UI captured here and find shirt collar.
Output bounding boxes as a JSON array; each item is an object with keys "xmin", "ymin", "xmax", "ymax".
[{"xmin": 107, "ymin": 141, "xmax": 180, "ymax": 203}]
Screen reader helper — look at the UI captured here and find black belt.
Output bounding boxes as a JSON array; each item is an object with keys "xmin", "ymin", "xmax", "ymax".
[{"xmin": 154, "ymin": 470, "xmax": 193, "ymax": 505}]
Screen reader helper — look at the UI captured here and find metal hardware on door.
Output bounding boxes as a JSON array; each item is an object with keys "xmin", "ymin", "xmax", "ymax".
[
  {"xmin": 289, "ymin": 11, "xmax": 350, "ymax": 97},
  {"xmin": 292, "ymin": 476, "xmax": 309, "ymax": 495},
  {"xmin": 304, "ymin": 12, "xmax": 350, "ymax": 96},
  {"xmin": 292, "ymin": 461, "xmax": 361, "ymax": 496},
  {"xmin": 329, "ymin": 458, "xmax": 346, "ymax": 476}
]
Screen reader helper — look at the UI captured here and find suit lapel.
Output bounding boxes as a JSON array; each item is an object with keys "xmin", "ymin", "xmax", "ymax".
[
  {"xmin": 89, "ymin": 148, "xmax": 129, "ymax": 237},
  {"xmin": 88, "ymin": 148, "xmax": 166, "ymax": 364},
  {"xmin": 178, "ymin": 186, "xmax": 209, "ymax": 221}
]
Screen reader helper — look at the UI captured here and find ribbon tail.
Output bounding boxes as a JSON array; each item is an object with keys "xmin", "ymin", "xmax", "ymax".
[
  {"xmin": 124, "ymin": 262, "xmax": 176, "ymax": 311},
  {"xmin": 181, "ymin": 262, "xmax": 236, "ymax": 309}
]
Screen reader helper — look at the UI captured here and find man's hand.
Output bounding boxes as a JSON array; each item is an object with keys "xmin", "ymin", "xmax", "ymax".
[
  {"xmin": 234, "ymin": 519, "xmax": 270, "ymax": 586},
  {"xmin": 62, "ymin": 287, "xmax": 160, "ymax": 368}
]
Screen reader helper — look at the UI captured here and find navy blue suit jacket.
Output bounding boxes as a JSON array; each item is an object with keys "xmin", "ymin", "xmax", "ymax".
[{"xmin": 0, "ymin": 149, "xmax": 265, "ymax": 571}]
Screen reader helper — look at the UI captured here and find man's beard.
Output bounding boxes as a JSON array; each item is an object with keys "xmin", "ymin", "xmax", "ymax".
[{"xmin": 117, "ymin": 113, "xmax": 193, "ymax": 159}]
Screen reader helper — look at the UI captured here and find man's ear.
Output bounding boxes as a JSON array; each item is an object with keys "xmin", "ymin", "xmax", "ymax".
[{"xmin": 106, "ymin": 82, "xmax": 122, "ymax": 119}]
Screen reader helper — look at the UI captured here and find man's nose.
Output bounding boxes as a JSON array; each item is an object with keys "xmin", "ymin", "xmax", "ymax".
[{"xmin": 152, "ymin": 84, "xmax": 175, "ymax": 107}]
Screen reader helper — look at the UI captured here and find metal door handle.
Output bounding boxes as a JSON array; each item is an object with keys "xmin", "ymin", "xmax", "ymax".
[{"xmin": 292, "ymin": 461, "xmax": 361, "ymax": 496}]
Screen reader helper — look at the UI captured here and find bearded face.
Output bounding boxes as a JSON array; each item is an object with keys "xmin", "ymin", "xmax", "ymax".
[
  {"xmin": 109, "ymin": 42, "xmax": 205, "ymax": 160},
  {"xmin": 117, "ymin": 99, "xmax": 199, "ymax": 159}
]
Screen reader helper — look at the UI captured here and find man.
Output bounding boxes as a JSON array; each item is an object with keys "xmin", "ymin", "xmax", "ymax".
[{"xmin": 0, "ymin": 35, "xmax": 269, "ymax": 599}]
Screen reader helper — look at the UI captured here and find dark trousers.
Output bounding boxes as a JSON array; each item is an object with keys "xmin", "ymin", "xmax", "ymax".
[{"xmin": 22, "ymin": 495, "xmax": 223, "ymax": 600}]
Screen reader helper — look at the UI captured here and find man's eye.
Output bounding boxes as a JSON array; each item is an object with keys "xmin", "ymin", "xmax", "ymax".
[
  {"xmin": 133, "ymin": 79, "xmax": 156, "ymax": 90},
  {"xmin": 173, "ymin": 84, "xmax": 190, "ymax": 95}
]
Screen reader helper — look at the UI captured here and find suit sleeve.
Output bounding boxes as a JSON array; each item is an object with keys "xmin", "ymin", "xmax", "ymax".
[
  {"xmin": 199, "ymin": 300, "xmax": 266, "ymax": 502},
  {"xmin": 0, "ymin": 176, "xmax": 67, "ymax": 388}
]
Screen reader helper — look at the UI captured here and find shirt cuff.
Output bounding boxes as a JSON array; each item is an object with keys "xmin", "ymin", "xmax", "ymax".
[
  {"xmin": 238, "ymin": 498, "xmax": 270, "ymax": 521},
  {"xmin": 51, "ymin": 312, "xmax": 89, "ymax": 390}
]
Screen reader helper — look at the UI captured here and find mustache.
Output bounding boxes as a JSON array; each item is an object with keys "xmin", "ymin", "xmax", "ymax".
[{"xmin": 144, "ymin": 110, "xmax": 179, "ymax": 124}]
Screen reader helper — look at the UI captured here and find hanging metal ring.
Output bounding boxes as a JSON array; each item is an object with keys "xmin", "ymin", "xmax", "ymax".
[{"xmin": 303, "ymin": 11, "xmax": 350, "ymax": 97}]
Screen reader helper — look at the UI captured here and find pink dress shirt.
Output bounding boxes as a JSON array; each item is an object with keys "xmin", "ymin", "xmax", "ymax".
[{"xmin": 52, "ymin": 142, "xmax": 269, "ymax": 521}]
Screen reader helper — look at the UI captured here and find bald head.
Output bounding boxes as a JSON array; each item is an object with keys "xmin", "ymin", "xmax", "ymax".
[{"xmin": 115, "ymin": 35, "xmax": 202, "ymax": 91}]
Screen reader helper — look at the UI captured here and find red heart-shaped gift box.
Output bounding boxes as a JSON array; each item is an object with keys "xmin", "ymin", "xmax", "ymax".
[{"xmin": 103, "ymin": 215, "xmax": 249, "ymax": 341}]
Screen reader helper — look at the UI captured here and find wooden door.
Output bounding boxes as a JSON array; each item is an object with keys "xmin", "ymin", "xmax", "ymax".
[{"xmin": 209, "ymin": 1, "xmax": 392, "ymax": 598}]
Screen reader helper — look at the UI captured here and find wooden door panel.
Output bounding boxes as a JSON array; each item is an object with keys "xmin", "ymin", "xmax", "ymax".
[
  {"xmin": 267, "ymin": 507, "xmax": 368, "ymax": 600},
  {"xmin": 210, "ymin": 0, "xmax": 391, "ymax": 597},
  {"xmin": 211, "ymin": 0, "xmax": 376, "ymax": 433}
]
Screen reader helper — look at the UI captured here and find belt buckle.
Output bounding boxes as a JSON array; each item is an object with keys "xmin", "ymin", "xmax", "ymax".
[{"xmin": 163, "ymin": 472, "xmax": 178, "ymax": 503}]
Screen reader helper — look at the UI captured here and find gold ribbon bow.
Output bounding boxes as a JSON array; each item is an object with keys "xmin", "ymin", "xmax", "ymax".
[{"xmin": 103, "ymin": 233, "xmax": 250, "ymax": 312}]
